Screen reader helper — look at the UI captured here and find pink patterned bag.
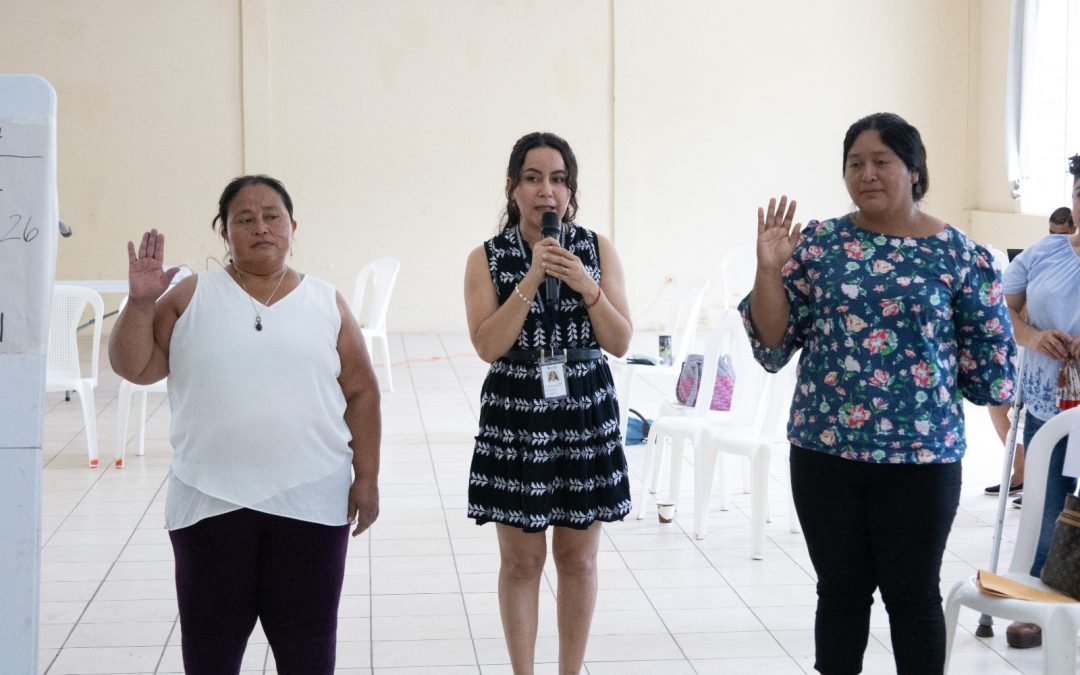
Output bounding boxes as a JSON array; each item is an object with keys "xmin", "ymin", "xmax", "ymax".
[{"xmin": 675, "ymin": 354, "xmax": 735, "ymax": 410}]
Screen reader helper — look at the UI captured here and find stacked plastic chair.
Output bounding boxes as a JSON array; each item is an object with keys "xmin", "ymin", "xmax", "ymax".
[
  {"xmin": 46, "ymin": 285, "xmax": 104, "ymax": 467},
  {"xmin": 352, "ymin": 257, "xmax": 400, "ymax": 391}
]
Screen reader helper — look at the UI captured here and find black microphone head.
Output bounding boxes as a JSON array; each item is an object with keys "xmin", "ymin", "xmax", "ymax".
[{"xmin": 540, "ymin": 211, "xmax": 561, "ymax": 239}]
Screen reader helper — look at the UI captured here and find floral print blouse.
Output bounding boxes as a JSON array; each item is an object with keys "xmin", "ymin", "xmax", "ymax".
[{"xmin": 739, "ymin": 215, "xmax": 1016, "ymax": 464}]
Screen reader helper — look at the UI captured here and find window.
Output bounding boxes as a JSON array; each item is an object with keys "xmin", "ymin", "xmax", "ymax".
[{"xmin": 1011, "ymin": 0, "xmax": 1080, "ymax": 214}]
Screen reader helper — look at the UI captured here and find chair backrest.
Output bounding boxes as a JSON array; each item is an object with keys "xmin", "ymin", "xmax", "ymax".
[
  {"xmin": 715, "ymin": 308, "xmax": 769, "ymax": 424},
  {"xmin": 665, "ymin": 279, "xmax": 709, "ymax": 370},
  {"xmin": 685, "ymin": 309, "xmax": 733, "ymax": 417},
  {"xmin": 684, "ymin": 308, "xmax": 796, "ymax": 431},
  {"xmin": 46, "ymin": 285, "xmax": 104, "ymax": 389},
  {"xmin": 351, "ymin": 257, "xmax": 401, "ymax": 330},
  {"xmin": 1007, "ymin": 407, "xmax": 1080, "ymax": 575},
  {"xmin": 718, "ymin": 244, "xmax": 757, "ymax": 310},
  {"xmin": 685, "ymin": 308, "xmax": 770, "ymax": 421}
]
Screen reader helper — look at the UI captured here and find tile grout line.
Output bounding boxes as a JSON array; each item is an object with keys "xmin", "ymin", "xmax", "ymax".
[
  {"xmin": 46, "ymin": 453, "xmax": 171, "ymax": 674},
  {"xmin": 432, "ymin": 331, "xmax": 486, "ymax": 671}
]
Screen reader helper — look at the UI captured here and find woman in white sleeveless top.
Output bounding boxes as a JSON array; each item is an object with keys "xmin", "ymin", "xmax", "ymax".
[{"xmin": 109, "ymin": 175, "xmax": 381, "ymax": 675}]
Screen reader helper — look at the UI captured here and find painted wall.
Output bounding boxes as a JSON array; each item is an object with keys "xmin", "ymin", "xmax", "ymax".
[
  {"xmin": 2, "ymin": 2, "xmax": 244, "ymax": 288},
  {"xmin": 262, "ymin": 0, "xmax": 613, "ymax": 329},
  {"xmin": 3, "ymin": 0, "xmax": 1019, "ymax": 331},
  {"xmin": 968, "ymin": 0, "xmax": 1075, "ymax": 252},
  {"xmin": 614, "ymin": 0, "xmax": 974, "ymax": 324}
]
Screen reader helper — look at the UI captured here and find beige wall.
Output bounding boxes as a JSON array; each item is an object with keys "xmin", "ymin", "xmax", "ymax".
[
  {"xmin": 3, "ymin": 0, "xmax": 1024, "ymax": 331},
  {"xmin": 615, "ymin": 0, "xmax": 974, "ymax": 324},
  {"xmin": 3, "ymin": 2, "xmax": 244, "ymax": 288},
  {"xmin": 968, "ymin": 0, "xmax": 1067, "ymax": 252},
  {"xmin": 263, "ymin": 0, "xmax": 613, "ymax": 329}
]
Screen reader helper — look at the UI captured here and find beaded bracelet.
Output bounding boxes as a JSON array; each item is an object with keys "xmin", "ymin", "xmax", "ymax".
[
  {"xmin": 512, "ymin": 284, "xmax": 531, "ymax": 304},
  {"xmin": 584, "ymin": 286, "xmax": 603, "ymax": 309}
]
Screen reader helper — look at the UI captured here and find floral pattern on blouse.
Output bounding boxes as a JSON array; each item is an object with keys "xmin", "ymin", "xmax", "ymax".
[{"xmin": 739, "ymin": 215, "xmax": 1016, "ymax": 464}]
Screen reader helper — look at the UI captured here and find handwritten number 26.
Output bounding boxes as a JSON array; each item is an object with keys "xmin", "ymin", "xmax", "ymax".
[{"xmin": 0, "ymin": 214, "xmax": 39, "ymax": 244}]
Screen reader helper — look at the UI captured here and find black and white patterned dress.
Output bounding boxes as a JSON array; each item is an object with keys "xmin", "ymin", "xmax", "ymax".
[{"xmin": 468, "ymin": 224, "xmax": 632, "ymax": 532}]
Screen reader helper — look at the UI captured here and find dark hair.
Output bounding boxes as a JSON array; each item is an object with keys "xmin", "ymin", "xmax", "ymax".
[
  {"xmin": 502, "ymin": 132, "xmax": 579, "ymax": 229},
  {"xmin": 1069, "ymin": 154, "xmax": 1080, "ymax": 180},
  {"xmin": 842, "ymin": 112, "xmax": 929, "ymax": 201},
  {"xmin": 1050, "ymin": 206, "xmax": 1073, "ymax": 226},
  {"xmin": 212, "ymin": 175, "xmax": 295, "ymax": 233}
]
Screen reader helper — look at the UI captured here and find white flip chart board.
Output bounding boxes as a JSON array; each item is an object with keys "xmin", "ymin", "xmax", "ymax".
[{"xmin": 0, "ymin": 74, "xmax": 58, "ymax": 675}]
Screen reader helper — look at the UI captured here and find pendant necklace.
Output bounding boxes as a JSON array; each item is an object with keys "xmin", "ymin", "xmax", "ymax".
[{"xmin": 232, "ymin": 264, "xmax": 289, "ymax": 331}]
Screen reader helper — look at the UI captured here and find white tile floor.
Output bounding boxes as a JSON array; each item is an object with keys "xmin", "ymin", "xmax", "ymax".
[{"xmin": 34, "ymin": 329, "xmax": 1075, "ymax": 674}]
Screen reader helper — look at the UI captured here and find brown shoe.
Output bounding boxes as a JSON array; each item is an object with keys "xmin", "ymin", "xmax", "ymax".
[{"xmin": 1006, "ymin": 621, "xmax": 1042, "ymax": 648}]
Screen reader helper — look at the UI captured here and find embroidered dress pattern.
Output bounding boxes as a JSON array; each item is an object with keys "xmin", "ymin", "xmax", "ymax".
[
  {"xmin": 739, "ymin": 215, "xmax": 1016, "ymax": 464},
  {"xmin": 469, "ymin": 224, "xmax": 631, "ymax": 531},
  {"xmin": 1003, "ymin": 234, "xmax": 1080, "ymax": 423}
]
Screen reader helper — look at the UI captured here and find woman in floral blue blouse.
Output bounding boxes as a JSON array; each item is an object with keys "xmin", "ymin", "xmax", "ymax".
[{"xmin": 740, "ymin": 112, "xmax": 1015, "ymax": 675}]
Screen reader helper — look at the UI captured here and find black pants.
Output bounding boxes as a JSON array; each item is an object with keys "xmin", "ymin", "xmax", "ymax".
[
  {"xmin": 169, "ymin": 509, "xmax": 350, "ymax": 675},
  {"xmin": 790, "ymin": 446, "xmax": 961, "ymax": 675}
]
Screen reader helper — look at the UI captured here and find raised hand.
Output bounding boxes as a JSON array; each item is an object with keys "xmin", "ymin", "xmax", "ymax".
[
  {"xmin": 757, "ymin": 196, "xmax": 802, "ymax": 275},
  {"xmin": 127, "ymin": 229, "xmax": 180, "ymax": 305}
]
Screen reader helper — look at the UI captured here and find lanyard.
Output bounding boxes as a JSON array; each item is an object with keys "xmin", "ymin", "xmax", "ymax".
[{"xmin": 515, "ymin": 224, "xmax": 564, "ymax": 340}]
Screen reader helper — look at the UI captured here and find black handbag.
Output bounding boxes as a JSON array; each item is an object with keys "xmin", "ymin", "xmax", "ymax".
[{"xmin": 1040, "ymin": 493, "xmax": 1080, "ymax": 599}]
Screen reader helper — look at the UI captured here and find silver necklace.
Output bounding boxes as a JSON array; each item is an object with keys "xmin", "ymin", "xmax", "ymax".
[{"xmin": 232, "ymin": 265, "xmax": 289, "ymax": 331}]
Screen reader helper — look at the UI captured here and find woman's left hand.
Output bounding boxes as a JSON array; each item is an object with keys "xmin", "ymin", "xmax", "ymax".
[
  {"xmin": 1070, "ymin": 334, "xmax": 1080, "ymax": 360},
  {"xmin": 541, "ymin": 246, "xmax": 599, "ymax": 298},
  {"xmin": 349, "ymin": 480, "xmax": 379, "ymax": 537}
]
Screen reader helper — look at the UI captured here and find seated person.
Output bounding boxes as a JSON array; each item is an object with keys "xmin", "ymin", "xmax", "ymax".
[{"xmin": 1048, "ymin": 206, "xmax": 1074, "ymax": 234}]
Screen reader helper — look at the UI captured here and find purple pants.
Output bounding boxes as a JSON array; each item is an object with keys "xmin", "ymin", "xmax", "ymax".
[{"xmin": 168, "ymin": 509, "xmax": 350, "ymax": 675}]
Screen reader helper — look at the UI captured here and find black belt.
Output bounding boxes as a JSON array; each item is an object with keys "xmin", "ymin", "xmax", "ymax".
[{"xmin": 501, "ymin": 348, "xmax": 605, "ymax": 363}]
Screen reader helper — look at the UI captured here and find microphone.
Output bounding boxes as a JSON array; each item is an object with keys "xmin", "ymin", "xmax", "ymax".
[{"xmin": 540, "ymin": 211, "xmax": 561, "ymax": 308}]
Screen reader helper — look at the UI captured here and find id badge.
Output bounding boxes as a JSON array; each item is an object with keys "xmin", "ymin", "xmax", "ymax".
[{"xmin": 540, "ymin": 353, "xmax": 568, "ymax": 400}]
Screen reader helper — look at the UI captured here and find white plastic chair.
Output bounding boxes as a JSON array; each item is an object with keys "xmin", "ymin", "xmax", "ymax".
[
  {"xmin": 635, "ymin": 310, "xmax": 796, "ymax": 554},
  {"xmin": 695, "ymin": 356, "xmax": 799, "ymax": 557},
  {"xmin": 612, "ymin": 279, "xmax": 709, "ymax": 442},
  {"xmin": 634, "ymin": 309, "xmax": 756, "ymax": 517},
  {"xmin": 630, "ymin": 311, "xmax": 734, "ymax": 516},
  {"xmin": 113, "ymin": 295, "xmax": 166, "ymax": 469},
  {"xmin": 717, "ymin": 244, "xmax": 757, "ymax": 310},
  {"xmin": 352, "ymin": 257, "xmax": 400, "ymax": 391},
  {"xmin": 46, "ymin": 285, "xmax": 104, "ymax": 468},
  {"xmin": 944, "ymin": 407, "xmax": 1080, "ymax": 675},
  {"xmin": 662, "ymin": 278, "xmax": 710, "ymax": 375}
]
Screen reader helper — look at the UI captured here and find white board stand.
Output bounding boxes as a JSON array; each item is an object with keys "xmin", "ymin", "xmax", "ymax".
[{"xmin": 0, "ymin": 75, "xmax": 59, "ymax": 674}]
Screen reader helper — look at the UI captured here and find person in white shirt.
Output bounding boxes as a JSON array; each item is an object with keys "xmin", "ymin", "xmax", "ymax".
[{"xmin": 109, "ymin": 175, "xmax": 381, "ymax": 674}]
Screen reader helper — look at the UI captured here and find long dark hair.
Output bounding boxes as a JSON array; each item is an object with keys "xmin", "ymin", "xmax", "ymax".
[
  {"xmin": 843, "ymin": 113, "xmax": 929, "ymax": 201},
  {"xmin": 501, "ymin": 132, "xmax": 579, "ymax": 229},
  {"xmin": 212, "ymin": 175, "xmax": 295, "ymax": 233}
]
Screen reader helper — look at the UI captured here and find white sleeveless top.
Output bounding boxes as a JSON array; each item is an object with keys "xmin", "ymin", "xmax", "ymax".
[{"xmin": 165, "ymin": 267, "xmax": 353, "ymax": 530}]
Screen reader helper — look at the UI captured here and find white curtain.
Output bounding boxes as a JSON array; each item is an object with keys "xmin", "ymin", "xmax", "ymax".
[
  {"xmin": 1005, "ymin": 0, "xmax": 1075, "ymax": 210},
  {"xmin": 1004, "ymin": 0, "xmax": 1040, "ymax": 197}
]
